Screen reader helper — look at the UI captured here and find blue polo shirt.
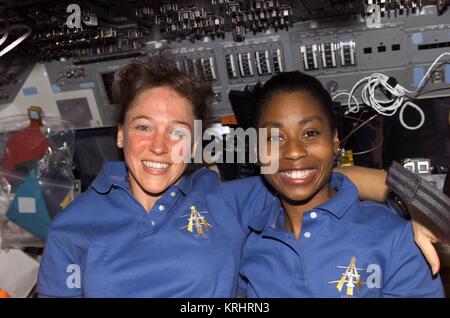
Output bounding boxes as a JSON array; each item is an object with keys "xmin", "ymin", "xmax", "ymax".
[
  {"xmin": 36, "ymin": 161, "xmax": 273, "ymax": 297},
  {"xmin": 239, "ymin": 173, "xmax": 444, "ymax": 298}
]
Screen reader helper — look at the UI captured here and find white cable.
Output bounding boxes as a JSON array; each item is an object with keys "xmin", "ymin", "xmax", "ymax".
[
  {"xmin": 404, "ymin": 52, "xmax": 450, "ymax": 96},
  {"xmin": 346, "ymin": 75, "xmax": 371, "ymax": 114},
  {"xmin": 362, "ymin": 73, "xmax": 403, "ymax": 116},
  {"xmin": 332, "ymin": 92, "xmax": 360, "ymax": 113},
  {"xmin": 362, "ymin": 73, "xmax": 425, "ymax": 129},
  {"xmin": 361, "ymin": 73, "xmax": 426, "ymax": 129},
  {"xmin": 0, "ymin": 22, "xmax": 31, "ymax": 58},
  {"xmin": 333, "ymin": 51, "xmax": 450, "ymax": 130},
  {"xmin": 0, "ymin": 18, "xmax": 9, "ymax": 47},
  {"xmin": 399, "ymin": 101, "xmax": 425, "ymax": 130},
  {"xmin": 0, "ymin": 29, "xmax": 9, "ymax": 47}
]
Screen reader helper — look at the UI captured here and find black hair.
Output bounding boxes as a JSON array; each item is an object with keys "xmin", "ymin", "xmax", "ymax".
[{"xmin": 253, "ymin": 71, "xmax": 337, "ymax": 133}]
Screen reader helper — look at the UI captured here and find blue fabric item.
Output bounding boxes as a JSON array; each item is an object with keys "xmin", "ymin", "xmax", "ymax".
[
  {"xmin": 6, "ymin": 170, "xmax": 52, "ymax": 241},
  {"xmin": 239, "ymin": 173, "xmax": 445, "ymax": 298},
  {"xmin": 36, "ymin": 161, "xmax": 274, "ymax": 298},
  {"xmin": 22, "ymin": 86, "xmax": 38, "ymax": 96}
]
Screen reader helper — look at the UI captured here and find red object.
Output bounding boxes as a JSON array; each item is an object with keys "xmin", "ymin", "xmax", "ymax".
[
  {"xmin": 0, "ymin": 288, "xmax": 11, "ymax": 298},
  {"xmin": 220, "ymin": 115, "xmax": 237, "ymax": 125},
  {"xmin": 2, "ymin": 122, "xmax": 49, "ymax": 171}
]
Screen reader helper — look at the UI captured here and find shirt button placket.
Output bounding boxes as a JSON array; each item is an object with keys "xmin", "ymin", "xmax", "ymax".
[{"xmin": 303, "ymin": 211, "xmax": 317, "ymax": 240}]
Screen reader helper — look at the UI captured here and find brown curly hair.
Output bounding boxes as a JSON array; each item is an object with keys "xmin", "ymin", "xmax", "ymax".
[{"xmin": 112, "ymin": 53, "xmax": 212, "ymax": 127}]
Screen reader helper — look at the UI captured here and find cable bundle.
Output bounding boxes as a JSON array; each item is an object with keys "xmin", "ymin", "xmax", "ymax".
[{"xmin": 333, "ymin": 52, "xmax": 450, "ymax": 130}]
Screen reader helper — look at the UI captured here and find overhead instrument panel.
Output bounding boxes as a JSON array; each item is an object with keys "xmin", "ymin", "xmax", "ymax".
[{"xmin": 0, "ymin": 0, "xmax": 448, "ymax": 126}]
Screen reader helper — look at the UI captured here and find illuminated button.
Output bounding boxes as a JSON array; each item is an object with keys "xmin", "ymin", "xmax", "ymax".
[
  {"xmin": 170, "ymin": 191, "xmax": 176, "ymax": 197},
  {"xmin": 310, "ymin": 212, "xmax": 317, "ymax": 219},
  {"xmin": 304, "ymin": 232, "xmax": 311, "ymax": 239},
  {"xmin": 158, "ymin": 205, "xmax": 165, "ymax": 212}
]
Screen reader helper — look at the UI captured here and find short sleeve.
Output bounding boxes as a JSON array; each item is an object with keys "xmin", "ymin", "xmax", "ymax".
[
  {"xmin": 36, "ymin": 233, "xmax": 84, "ymax": 298},
  {"xmin": 383, "ymin": 221, "xmax": 444, "ymax": 298},
  {"xmin": 220, "ymin": 177, "xmax": 275, "ymax": 227}
]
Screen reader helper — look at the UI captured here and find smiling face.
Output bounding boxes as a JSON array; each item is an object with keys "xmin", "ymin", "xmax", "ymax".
[
  {"xmin": 259, "ymin": 91, "xmax": 339, "ymax": 206},
  {"xmin": 117, "ymin": 86, "xmax": 195, "ymax": 209}
]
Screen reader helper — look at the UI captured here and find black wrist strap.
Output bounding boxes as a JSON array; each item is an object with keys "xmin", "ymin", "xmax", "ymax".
[
  {"xmin": 386, "ymin": 192, "xmax": 411, "ymax": 219},
  {"xmin": 386, "ymin": 161, "xmax": 450, "ymax": 241}
]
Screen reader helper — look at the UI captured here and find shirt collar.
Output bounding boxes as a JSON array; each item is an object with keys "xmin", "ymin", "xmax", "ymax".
[
  {"xmin": 248, "ymin": 196, "xmax": 280, "ymax": 233},
  {"xmin": 316, "ymin": 172, "xmax": 359, "ymax": 219},
  {"xmin": 91, "ymin": 161, "xmax": 127, "ymax": 194},
  {"xmin": 248, "ymin": 172, "xmax": 359, "ymax": 232},
  {"xmin": 91, "ymin": 161, "xmax": 217, "ymax": 196},
  {"xmin": 176, "ymin": 166, "xmax": 219, "ymax": 195}
]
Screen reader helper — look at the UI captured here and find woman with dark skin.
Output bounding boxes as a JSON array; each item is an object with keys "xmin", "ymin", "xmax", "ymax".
[{"xmin": 238, "ymin": 71, "xmax": 444, "ymax": 297}]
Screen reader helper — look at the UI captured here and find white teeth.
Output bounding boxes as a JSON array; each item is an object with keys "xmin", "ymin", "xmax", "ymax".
[
  {"xmin": 142, "ymin": 161, "xmax": 169, "ymax": 169},
  {"xmin": 280, "ymin": 169, "xmax": 315, "ymax": 179}
]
